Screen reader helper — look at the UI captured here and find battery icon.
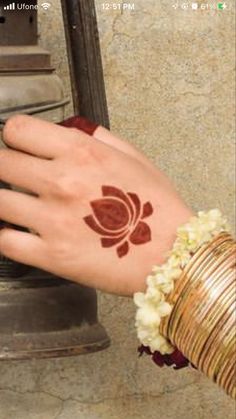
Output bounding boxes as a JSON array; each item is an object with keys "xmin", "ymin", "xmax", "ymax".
[{"xmin": 218, "ymin": 2, "xmax": 227, "ymax": 9}]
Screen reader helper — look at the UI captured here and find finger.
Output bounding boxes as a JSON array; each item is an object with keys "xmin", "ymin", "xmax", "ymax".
[
  {"xmin": 0, "ymin": 228, "xmax": 45, "ymax": 267},
  {"xmin": 66, "ymin": 116, "xmax": 149, "ymax": 163},
  {"xmin": 60, "ymin": 115, "xmax": 153, "ymax": 167},
  {"xmin": 93, "ymin": 126, "xmax": 138, "ymax": 156},
  {"xmin": 0, "ymin": 149, "xmax": 51, "ymax": 195},
  {"xmin": 61, "ymin": 116, "xmax": 135, "ymax": 156},
  {"xmin": 0, "ymin": 188, "xmax": 42, "ymax": 230},
  {"xmin": 3, "ymin": 114, "xmax": 77, "ymax": 159},
  {"xmin": 93, "ymin": 126, "xmax": 154, "ymax": 168}
]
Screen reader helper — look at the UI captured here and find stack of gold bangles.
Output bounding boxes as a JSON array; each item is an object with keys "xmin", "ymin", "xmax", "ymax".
[{"xmin": 160, "ymin": 232, "xmax": 236, "ymax": 398}]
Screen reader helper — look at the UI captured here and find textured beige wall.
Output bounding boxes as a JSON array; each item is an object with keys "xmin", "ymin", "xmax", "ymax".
[{"xmin": 0, "ymin": 1, "xmax": 235, "ymax": 418}]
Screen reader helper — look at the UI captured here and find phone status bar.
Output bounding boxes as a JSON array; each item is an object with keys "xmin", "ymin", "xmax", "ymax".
[{"xmin": 172, "ymin": 3, "xmax": 229, "ymax": 10}]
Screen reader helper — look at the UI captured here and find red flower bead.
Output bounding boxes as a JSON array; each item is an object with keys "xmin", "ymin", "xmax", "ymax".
[{"xmin": 138, "ymin": 345, "xmax": 191, "ymax": 370}]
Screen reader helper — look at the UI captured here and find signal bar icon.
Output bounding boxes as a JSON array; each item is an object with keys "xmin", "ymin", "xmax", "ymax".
[{"xmin": 4, "ymin": 2, "xmax": 15, "ymax": 10}]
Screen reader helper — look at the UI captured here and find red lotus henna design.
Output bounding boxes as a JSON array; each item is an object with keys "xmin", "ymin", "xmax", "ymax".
[{"xmin": 84, "ymin": 186, "xmax": 153, "ymax": 257}]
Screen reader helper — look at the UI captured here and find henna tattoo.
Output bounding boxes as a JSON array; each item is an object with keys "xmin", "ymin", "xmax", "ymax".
[{"xmin": 84, "ymin": 186, "xmax": 153, "ymax": 257}]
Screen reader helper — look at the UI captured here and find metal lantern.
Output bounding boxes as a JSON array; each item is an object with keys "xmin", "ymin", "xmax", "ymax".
[{"xmin": 0, "ymin": 0, "xmax": 110, "ymax": 360}]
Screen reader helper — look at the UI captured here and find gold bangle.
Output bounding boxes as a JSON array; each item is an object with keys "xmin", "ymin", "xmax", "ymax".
[
  {"xmin": 166, "ymin": 234, "xmax": 232, "ymax": 345},
  {"xmin": 221, "ymin": 353, "xmax": 236, "ymax": 397},
  {"xmin": 135, "ymin": 209, "xmax": 235, "ymax": 399},
  {"xmin": 203, "ymin": 305, "xmax": 235, "ymax": 378},
  {"xmin": 161, "ymin": 232, "xmax": 235, "ymax": 399},
  {"xmin": 172, "ymin": 249, "xmax": 234, "ymax": 355},
  {"xmin": 178, "ymin": 267, "xmax": 234, "ymax": 360},
  {"xmin": 187, "ymin": 270, "xmax": 235, "ymax": 365},
  {"xmin": 215, "ymin": 334, "xmax": 236, "ymax": 386},
  {"xmin": 197, "ymin": 277, "xmax": 236, "ymax": 369},
  {"xmin": 159, "ymin": 234, "xmax": 224, "ymax": 338}
]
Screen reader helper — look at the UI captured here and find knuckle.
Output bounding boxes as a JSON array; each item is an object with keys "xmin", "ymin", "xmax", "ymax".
[
  {"xmin": 50, "ymin": 243, "xmax": 69, "ymax": 263},
  {"xmin": 66, "ymin": 140, "xmax": 82, "ymax": 157},
  {"xmin": 57, "ymin": 136, "xmax": 82, "ymax": 158},
  {"xmin": 62, "ymin": 139, "xmax": 96, "ymax": 165},
  {"xmin": 74, "ymin": 140, "xmax": 106, "ymax": 165},
  {"xmin": 50, "ymin": 174, "xmax": 79, "ymax": 199},
  {"xmin": 76, "ymin": 142, "xmax": 92, "ymax": 163},
  {"xmin": 61, "ymin": 132, "xmax": 107, "ymax": 166}
]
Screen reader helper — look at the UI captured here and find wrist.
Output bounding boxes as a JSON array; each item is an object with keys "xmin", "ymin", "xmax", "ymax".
[{"xmin": 131, "ymin": 204, "xmax": 194, "ymax": 295}]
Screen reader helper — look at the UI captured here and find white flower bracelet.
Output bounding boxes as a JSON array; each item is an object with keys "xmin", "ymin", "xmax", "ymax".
[{"xmin": 133, "ymin": 209, "xmax": 230, "ymax": 355}]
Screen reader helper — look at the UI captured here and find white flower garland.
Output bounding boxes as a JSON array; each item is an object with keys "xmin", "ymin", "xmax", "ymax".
[{"xmin": 133, "ymin": 209, "xmax": 230, "ymax": 355}]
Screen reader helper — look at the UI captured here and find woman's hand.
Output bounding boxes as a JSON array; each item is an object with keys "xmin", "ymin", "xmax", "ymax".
[{"xmin": 0, "ymin": 115, "xmax": 193, "ymax": 296}]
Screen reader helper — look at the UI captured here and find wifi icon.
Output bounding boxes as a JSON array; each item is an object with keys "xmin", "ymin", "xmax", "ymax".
[{"xmin": 41, "ymin": 2, "xmax": 51, "ymax": 10}]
